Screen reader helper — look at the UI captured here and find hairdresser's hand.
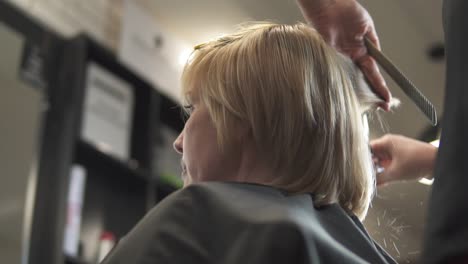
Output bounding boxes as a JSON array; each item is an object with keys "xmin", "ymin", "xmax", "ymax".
[
  {"xmin": 297, "ymin": 0, "xmax": 391, "ymax": 110},
  {"xmin": 370, "ymin": 134, "xmax": 437, "ymax": 186}
]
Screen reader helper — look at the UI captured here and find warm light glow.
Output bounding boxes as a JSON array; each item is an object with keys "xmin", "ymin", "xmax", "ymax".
[
  {"xmin": 419, "ymin": 177, "xmax": 434, "ymax": 186},
  {"xmin": 178, "ymin": 47, "xmax": 193, "ymax": 66}
]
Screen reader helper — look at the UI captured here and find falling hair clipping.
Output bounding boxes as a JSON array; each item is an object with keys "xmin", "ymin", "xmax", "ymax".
[{"xmin": 194, "ymin": 43, "xmax": 206, "ymax": 50}]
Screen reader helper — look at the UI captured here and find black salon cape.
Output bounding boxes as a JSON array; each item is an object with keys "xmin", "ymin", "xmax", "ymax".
[{"xmin": 101, "ymin": 182, "xmax": 395, "ymax": 264}]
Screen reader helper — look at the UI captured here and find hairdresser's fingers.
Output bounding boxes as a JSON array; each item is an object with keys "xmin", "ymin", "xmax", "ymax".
[
  {"xmin": 373, "ymin": 155, "xmax": 400, "ymax": 187},
  {"xmin": 357, "ymin": 55, "xmax": 391, "ymax": 111},
  {"xmin": 370, "ymin": 135, "xmax": 393, "ymax": 158},
  {"xmin": 361, "ymin": 29, "xmax": 391, "ymax": 111},
  {"xmin": 370, "ymin": 135, "xmax": 396, "ymax": 184},
  {"xmin": 365, "ymin": 26, "xmax": 381, "ymax": 51},
  {"xmin": 372, "ymin": 134, "xmax": 438, "ymax": 186},
  {"xmin": 371, "ymin": 148, "xmax": 391, "ymax": 165},
  {"xmin": 376, "ymin": 169, "xmax": 396, "ymax": 186},
  {"xmin": 372, "ymin": 155, "xmax": 396, "ymax": 186}
]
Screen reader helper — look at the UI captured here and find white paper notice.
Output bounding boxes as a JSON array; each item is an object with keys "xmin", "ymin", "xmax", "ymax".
[
  {"xmin": 63, "ymin": 165, "xmax": 86, "ymax": 257},
  {"xmin": 81, "ymin": 62, "xmax": 134, "ymax": 161}
]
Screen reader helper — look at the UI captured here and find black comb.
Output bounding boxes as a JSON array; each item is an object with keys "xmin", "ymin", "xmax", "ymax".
[{"xmin": 365, "ymin": 37, "xmax": 437, "ymax": 126}]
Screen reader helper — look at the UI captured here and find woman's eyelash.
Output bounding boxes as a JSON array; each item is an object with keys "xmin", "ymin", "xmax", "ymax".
[
  {"xmin": 181, "ymin": 105, "xmax": 194, "ymax": 121},
  {"xmin": 183, "ymin": 104, "xmax": 194, "ymax": 112}
]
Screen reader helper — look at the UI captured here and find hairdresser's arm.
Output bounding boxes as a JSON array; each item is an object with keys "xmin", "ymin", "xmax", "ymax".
[
  {"xmin": 370, "ymin": 134, "xmax": 437, "ymax": 186},
  {"xmin": 296, "ymin": 0, "xmax": 391, "ymax": 111}
]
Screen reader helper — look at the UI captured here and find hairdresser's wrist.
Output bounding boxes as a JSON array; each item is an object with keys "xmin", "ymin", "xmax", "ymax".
[{"xmin": 420, "ymin": 143, "xmax": 438, "ymax": 180}]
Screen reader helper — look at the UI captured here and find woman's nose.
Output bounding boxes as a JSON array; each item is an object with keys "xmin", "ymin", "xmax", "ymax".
[{"xmin": 173, "ymin": 130, "xmax": 184, "ymax": 154}]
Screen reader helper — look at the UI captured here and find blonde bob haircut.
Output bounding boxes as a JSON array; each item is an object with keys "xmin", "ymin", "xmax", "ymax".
[{"xmin": 181, "ymin": 22, "xmax": 397, "ymax": 220}]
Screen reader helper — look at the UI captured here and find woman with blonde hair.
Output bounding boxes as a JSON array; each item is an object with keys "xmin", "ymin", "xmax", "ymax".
[{"xmin": 102, "ymin": 23, "xmax": 397, "ymax": 264}]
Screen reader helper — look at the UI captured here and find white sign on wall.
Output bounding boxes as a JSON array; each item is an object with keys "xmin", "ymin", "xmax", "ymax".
[{"xmin": 81, "ymin": 62, "xmax": 134, "ymax": 161}]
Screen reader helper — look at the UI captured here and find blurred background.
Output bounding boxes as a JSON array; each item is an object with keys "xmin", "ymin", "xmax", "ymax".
[{"xmin": 0, "ymin": 0, "xmax": 445, "ymax": 263}]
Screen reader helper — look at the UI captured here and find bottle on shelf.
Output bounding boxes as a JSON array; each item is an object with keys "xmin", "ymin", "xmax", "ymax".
[{"xmin": 97, "ymin": 231, "xmax": 116, "ymax": 263}]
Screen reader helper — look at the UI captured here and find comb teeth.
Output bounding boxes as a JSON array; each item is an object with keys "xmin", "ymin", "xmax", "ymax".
[
  {"xmin": 398, "ymin": 73, "xmax": 438, "ymax": 126},
  {"xmin": 365, "ymin": 38, "xmax": 438, "ymax": 126}
]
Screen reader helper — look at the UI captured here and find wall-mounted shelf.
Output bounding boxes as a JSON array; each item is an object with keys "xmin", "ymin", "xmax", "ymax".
[
  {"xmin": 76, "ymin": 140, "xmax": 152, "ymax": 183},
  {"xmin": 0, "ymin": 3, "xmax": 185, "ymax": 263},
  {"xmin": 65, "ymin": 256, "xmax": 89, "ymax": 264}
]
